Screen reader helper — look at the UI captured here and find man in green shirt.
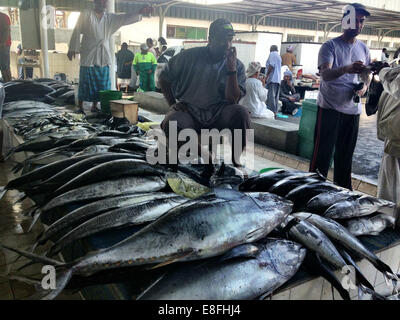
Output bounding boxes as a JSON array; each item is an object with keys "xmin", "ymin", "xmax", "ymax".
[{"xmin": 133, "ymin": 43, "xmax": 157, "ymax": 92}]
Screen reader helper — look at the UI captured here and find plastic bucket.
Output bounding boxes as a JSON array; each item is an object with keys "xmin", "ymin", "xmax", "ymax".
[{"xmin": 99, "ymin": 90, "xmax": 123, "ymax": 114}]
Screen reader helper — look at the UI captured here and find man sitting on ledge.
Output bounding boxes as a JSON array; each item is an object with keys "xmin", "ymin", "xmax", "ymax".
[{"xmin": 159, "ymin": 18, "xmax": 251, "ymax": 169}]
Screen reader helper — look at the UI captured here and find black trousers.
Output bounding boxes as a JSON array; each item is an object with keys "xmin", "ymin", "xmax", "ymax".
[{"xmin": 309, "ymin": 106, "xmax": 360, "ymax": 190}]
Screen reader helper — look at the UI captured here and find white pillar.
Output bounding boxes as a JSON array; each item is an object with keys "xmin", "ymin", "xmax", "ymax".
[
  {"xmin": 39, "ymin": 0, "xmax": 50, "ymax": 78},
  {"xmin": 108, "ymin": 0, "xmax": 116, "ymax": 90},
  {"xmin": 282, "ymin": 31, "xmax": 288, "ymax": 42}
]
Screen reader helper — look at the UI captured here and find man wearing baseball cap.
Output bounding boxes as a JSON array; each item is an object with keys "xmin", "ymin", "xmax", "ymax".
[
  {"xmin": 133, "ymin": 43, "xmax": 157, "ymax": 92},
  {"xmin": 310, "ymin": 3, "xmax": 372, "ymax": 189},
  {"xmin": 159, "ymin": 18, "xmax": 250, "ymax": 170}
]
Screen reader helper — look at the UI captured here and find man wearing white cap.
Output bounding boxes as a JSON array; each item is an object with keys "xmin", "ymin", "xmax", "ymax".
[
  {"xmin": 280, "ymin": 70, "xmax": 301, "ymax": 115},
  {"xmin": 240, "ymin": 62, "xmax": 274, "ymax": 119},
  {"xmin": 281, "ymin": 46, "xmax": 297, "ymax": 72}
]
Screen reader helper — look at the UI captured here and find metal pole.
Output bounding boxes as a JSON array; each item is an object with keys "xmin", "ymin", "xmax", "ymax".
[
  {"xmin": 108, "ymin": 0, "xmax": 116, "ymax": 90},
  {"xmin": 39, "ymin": 0, "xmax": 50, "ymax": 78}
]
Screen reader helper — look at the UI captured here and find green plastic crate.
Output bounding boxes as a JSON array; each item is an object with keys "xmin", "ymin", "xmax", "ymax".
[{"xmin": 99, "ymin": 90, "xmax": 123, "ymax": 114}]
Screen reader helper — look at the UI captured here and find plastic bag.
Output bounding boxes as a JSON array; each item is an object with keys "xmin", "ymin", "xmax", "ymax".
[
  {"xmin": 167, "ymin": 172, "xmax": 211, "ymax": 199},
  {"xmin": 365, "ymin": 77, "xmax": 384, "ymax": 116}
]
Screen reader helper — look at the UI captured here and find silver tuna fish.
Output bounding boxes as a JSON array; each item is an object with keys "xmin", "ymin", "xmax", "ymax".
[
  {"xmin": 344, "ymin": 214, "xmax": 396, "ymax": 236},
  {"xmin": 137, "ymin": 239, "xmax": 306, "ymax": 300}
]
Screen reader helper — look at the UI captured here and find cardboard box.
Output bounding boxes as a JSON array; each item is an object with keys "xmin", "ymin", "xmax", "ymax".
[{"xmin": 110, "ymin": 100, "xmax": 139, "ymax": 124}]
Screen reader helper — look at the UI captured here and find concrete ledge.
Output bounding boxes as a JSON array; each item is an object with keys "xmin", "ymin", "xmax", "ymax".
[
  {"xmin": 134, "ymin": 92, "xmax": 170, "ymax": 115},
  {"xmin": 251, "ymin": 118, "xmax": 299, "ymax": 155}
]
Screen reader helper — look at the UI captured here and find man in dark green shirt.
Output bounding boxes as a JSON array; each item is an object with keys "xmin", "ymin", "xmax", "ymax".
[{"xmin": 159, "ymin": 18, "xmax": 250, "ymax": 169}]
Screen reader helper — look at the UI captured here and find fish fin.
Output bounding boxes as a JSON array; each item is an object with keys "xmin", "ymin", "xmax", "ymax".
[
  {"xmin": 305, "ymin": 252, "xmax": 350, "ymax": 300},
  {"xmin": 0, "ymin": 244, "xmax": 64, "ymax": 266},
  {"xmin": 147, "ymin": 250, "xmax": 195, "ymax": 270},
  {"xmin": 27, "ymin": 210, "xmax": 41, "ymax": 234},
  {"xmin": 217, "ymin": 244, "xmax": 259, "ymax": 263},
  {"xmin": 214, "ymin": 188, "xmax": 245, "ymax": 201},
  {"xmin": 339, "ymin": 249, "xmax": 374, "ymax": 291},
  {"xmin": 280, "ymin": 217, "xmax": 300, "ymax": 235},
  {"xmin": 245, "ymin": 227, "xmax": 265, "ymax": 243},
  {"xmin": 314, "ymin": 253, "xmax": 351, "ymax": 300},
  {"xmin": 0, "ymin": 186, "xmax": 6, "ymax": 201}
]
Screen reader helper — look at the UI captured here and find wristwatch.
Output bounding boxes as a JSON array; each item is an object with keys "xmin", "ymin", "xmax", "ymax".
[{"xmin": 227, "ymin": 70, "xmax": 237, "ymax": 75}]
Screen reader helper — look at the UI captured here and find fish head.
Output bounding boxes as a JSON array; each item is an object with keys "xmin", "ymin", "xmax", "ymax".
[
  {"xmin": 245, "ymin": 192, "xmax": 293, "ymax": 215},
  {"xmin": 257, "ymin": 239, "xmax": 306, "ymax": 275}
]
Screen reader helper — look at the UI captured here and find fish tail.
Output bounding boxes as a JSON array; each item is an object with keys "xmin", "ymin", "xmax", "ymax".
[
  {"xmin": 9, "ymin": 269, "xmax": 73, "ymax": 300},
  {"xmin": 313, "ymin": 253, "xmax": 351, "ymax": 300},
  {"xmin": 0, "ymin": 186, "xmax": 6, "ymax": 201},
  {"xmin": 358, "ymin": 285, "xmax": 387, "ymax": 300},
  {"xmin": 0, "ymin": 243, "xmax": 64, "ymax": 267},
  {"xmin": 27, "ymin": 210, "xmax": 42, "ymax": 234},
  {"xmin": 340, "ymin": 249, "xmax": 374, "ymax": 291},
  {"xmin": 374, "ymin": 258, "xmax": 397, "ymax": 278}
]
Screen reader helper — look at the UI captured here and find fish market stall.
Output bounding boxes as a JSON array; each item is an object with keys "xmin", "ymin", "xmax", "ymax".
[{"xmin": 0, "ymin": 91, "xmax": 400, "ymax": 300}]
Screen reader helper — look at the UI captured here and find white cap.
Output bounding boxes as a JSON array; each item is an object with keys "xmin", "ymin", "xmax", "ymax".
[{"xmin": 246, "ymin": 62, "xmax": 262, "ymax": 78}]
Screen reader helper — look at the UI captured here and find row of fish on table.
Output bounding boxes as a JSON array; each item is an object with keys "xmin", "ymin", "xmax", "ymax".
[
  {"xmin": 0, "ymin": 98, "xmax": 399, "ymax": 301},
  {"xmin": 2, "ymin": 79, "xmax": 76, "ymax": 105}
]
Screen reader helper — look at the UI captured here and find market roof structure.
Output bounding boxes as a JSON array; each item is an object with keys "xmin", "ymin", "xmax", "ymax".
[{"xmin": 146, "ymin": 0, "xmax": 400, "ymax": 30}]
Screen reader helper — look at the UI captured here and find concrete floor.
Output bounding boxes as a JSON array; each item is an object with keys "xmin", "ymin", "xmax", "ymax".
[{"xmin": 0, "ymin": 161, "xmax": 82, "ymax": 300}]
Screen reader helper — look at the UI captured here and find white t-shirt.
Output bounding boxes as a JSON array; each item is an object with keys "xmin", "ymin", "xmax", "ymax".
[{"xmin": 240, "ymin": 78, "xmax": 274, "ymax": 119}]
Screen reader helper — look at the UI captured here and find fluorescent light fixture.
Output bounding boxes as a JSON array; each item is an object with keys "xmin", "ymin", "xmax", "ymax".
[{"xmin": 176, "ymin": 0, "xmax": 243, "ymax": 5}]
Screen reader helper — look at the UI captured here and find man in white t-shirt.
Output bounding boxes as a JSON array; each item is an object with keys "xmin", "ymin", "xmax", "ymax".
[{"xmin": 310, "ymin": 3, "xmax": 372, "ymax": 189}]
